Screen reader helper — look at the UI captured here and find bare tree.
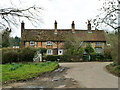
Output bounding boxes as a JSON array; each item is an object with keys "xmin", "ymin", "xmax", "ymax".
[
  {"xmin": 0, "ymin": 0, "xmax": 43, "ymax": 31},
  {"xmin": 92, "ymin": 0, "xmax": 120, "ymax": 31}
]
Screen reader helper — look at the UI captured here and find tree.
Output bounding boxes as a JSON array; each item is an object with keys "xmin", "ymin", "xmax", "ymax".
[
  {"xmin": 63, "ymin": 34, "xmax": 84, "ymax": 61},
  {"xmin": 85, "ymin": 45, "xmax": 94, "ymax": 61},
  {"xmin": 92, "ymin": 0, "xmax": 120, "ymax": 65},
  {"xmin": 0, "ymin": 0, "xmax": 43, "ymax": 31},
  {"xmin": 105, "ymin": 32, "xmax": 119, "ymax": 65},
  {"xmin": 92, "ymin": 0, "xmax": 120, "ymax": 31},
  {"xmin": 9, "ymin": 36, "xmax": 20, "ymax": 47},
  {"xmin": 2, "ymin": 28, "xmax": 11, "ymax": 47}
]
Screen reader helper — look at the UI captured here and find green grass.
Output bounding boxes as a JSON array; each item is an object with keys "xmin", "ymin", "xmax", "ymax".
[
  {"xmin": 2, "ymin": 61, "xmax": 59, "ymax": 83},
  {"xmin": 106, "ymin": 62, "xmax": 120, "ymax": 77}
]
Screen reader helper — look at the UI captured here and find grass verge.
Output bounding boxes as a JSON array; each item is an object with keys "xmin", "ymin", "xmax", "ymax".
[
  {"xmin": 2, "ymin": 61, "xmax": 59, "ymax": 84},
  {"xmin": 106, "ymin": 63, "xmax": 120, "ymax": 77}
]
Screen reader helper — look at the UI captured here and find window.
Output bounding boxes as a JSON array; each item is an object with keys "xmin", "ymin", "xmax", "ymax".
[
  {"xmin": 95, "ymin": 48, "xmax": 102, "ymax": 53},
  {"xmin": 29, "ymin": 41, "xmax": 35, "ymax": 46},
  {"xmin": 47, "ymin": 41, "xmax": 52, "ymax": 46},
  {"xmin": 88, "ymin": 31, "xmax": 92, "ymax": 33},
  {"xmin": 47, "ymin": 49, "xmax": 53, "ymax": 55},
  {"xmin": 95, "ymin": 42, "xmax": 101, "ymax": 46},
  {"xmin": 88, "ymin": 42, "xmax": 91, "ymax": 46},
  {"xmin": 58, "ymin": 49, "xmax": 63, "ymax": 55}
]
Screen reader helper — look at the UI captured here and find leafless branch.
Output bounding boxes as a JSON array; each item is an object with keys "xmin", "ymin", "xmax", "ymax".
[{"xmin": 0, "ymin": 5, "xmax": 43, "ymax": 30}]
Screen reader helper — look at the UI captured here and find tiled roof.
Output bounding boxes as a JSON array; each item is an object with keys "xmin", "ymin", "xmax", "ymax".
[{"xmin": 22, "ymin": 29, "xmax": 106, "ymax": 42}]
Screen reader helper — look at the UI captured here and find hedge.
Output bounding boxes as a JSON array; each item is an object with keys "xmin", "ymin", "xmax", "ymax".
[
  {"xmin": 44, "ymin": 55, "xmax": 83, "ymax": 62},
  {"xmin": 44, "ymin": 55, "xmax": 71, "ymax": 62},
  {"xmin": 2, "ymin": 47, "xmax": 42, "ymax": 64},
  {"xmin": 19, "ymin": 47, "xmax": 35, "ymax": 62},
  {"xmin": 2, "ymin": 48, "xmax": 20, "ymax": 64}
]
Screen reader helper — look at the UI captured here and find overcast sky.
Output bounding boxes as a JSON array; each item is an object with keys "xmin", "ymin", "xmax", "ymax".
[{"xmin": 1, "ymin": 0, "xmax": 104, "ymax": 37}]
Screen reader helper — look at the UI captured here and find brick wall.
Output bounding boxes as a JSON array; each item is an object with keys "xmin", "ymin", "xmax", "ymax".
[{"xmin": 58, "ymin": 42, "xmax": 64, "ymax": 49}]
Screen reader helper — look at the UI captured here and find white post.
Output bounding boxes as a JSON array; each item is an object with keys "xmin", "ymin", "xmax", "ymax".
[{"xmin": 39, "ymin": 53, "xmax": 42, "ymax": 62}]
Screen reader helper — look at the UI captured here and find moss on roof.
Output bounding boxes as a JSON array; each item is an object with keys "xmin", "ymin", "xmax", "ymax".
[{"xmin": 22, "ymin": 29, "xmax": 106, "ymax": 42}]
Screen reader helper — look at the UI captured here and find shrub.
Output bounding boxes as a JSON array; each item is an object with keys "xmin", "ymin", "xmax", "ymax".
[
  {"xmin": 44, "ymin": 55, "xmax": 60, "ymax": 62},
  {"xmin": 83, "ymin": 55, "xmax": 89, "ymax": 61},
  {"xmin": 19, "ymin": 47, "xmax": 35, "ymax": 62},
  {"xmin": 44, "ymin": 55, "xmax": 72, "ymax": 62},
  {"xmin": 2, "ymin": 50, "xmax": 19, "ymax": 64},
  {"xmin": 109, "ymin": 63, "xmax": 117, "ymax": 66},
  {"xmin": 85, "ymin": 45, "xmax": 94, "ymax": 55},
  {"xmin": 104, "ymin": 46, "xmax": 112, "ymax": 60},
  {"xmin": 90, "ymin": 53, "xmax": 104, "ymax": 61},
  {"xmin": 60, "ymin": 55, "xmax": 71, "ymax": 62}
]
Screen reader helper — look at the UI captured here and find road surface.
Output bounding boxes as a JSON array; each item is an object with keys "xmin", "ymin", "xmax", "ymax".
[{"xmin": 59, "ymin": 62, "xmax": 118, "ymax": 88}]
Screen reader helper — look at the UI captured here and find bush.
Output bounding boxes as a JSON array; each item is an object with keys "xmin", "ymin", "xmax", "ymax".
[
  {"xmin": 44, "ymin": 55, "xmax": 60, "ymax": 62},
  {"xmin": 19, "ymin": 47, "xmax": 35, "ymax": 62},
  {"xmin": 2, "ymin": 50, "xmax": 19, "ymax": 64},
  {"xmin": 83, "ymin": 55, "xmax": 89, "ymax": 61},
  {"xmin": 2, "ymin": 47, "xmax": 44, "ymax": 64},
  {"xmin": 60, "ymin": 55, "xmax": 72, "ymax": 62},
  {"xmin": 109, "ymin": 63, "xmax": 117, "ymax": 66},
  {"xmin": 90, "ymin": 53, "xmax": 104, "ymax": 61},
  {"xmin": 113, "ymin": 65, "xmax": 120, "ymax": 72},
  {"xmin": 44, "ymin": 55, "xmax": 72, "ymax": 62}
]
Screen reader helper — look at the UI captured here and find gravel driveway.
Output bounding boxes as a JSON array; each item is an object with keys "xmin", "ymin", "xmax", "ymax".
[{"xmin": 59, "ymin": 62, "xmax": 118, "ymax": 88}]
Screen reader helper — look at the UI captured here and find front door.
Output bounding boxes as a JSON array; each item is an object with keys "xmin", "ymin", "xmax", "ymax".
[{"xmin": 58, "ymin": 49, "xmax": 63, "ymax": 55}]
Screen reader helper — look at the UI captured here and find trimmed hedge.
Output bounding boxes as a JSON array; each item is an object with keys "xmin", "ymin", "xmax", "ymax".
[
  {"xmin": 44, "ymin": 55, "xmax": 83, "ymax": 62},
  {"xmin": 2, "ymin": 51, "xmax": 19, "ymax": 64},
  {"xmin": 44, "ymin": 55, "xmax": 71, "ymax": 62},
  {"xmin": 44, "ymin": 55, "xmax": 60, "ymax": 61},
  {"xmin": 2, "ymin": 47, "xmax": 44, "ymax": 64},
  {"xmin": 2, "ymin": 48, "xmax": 20, "ymax": 64},
  {"xmin": 19, "ymin": 47, "xmax": 35, "ymax": 62}
]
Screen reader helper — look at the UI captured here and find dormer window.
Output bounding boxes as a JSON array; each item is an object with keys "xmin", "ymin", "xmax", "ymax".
[
  {"xmin": 29, "ymin": 41, "xmax": 35, "ymax": 46},
  {"xmin": 47, "ymin": 41, "xmax": 52, "ymax": 46},
  {"xmin": 88, "ymin": 31, "xmax": 92, "ymax": 33}
]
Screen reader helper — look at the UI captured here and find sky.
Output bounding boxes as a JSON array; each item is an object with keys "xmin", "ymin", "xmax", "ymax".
[{"xmin": 1, "ymin": 0, "xmax": 104, "ymax": 37}]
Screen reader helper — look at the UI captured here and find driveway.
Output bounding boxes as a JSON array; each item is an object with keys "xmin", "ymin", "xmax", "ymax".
[{"xmin": 59, "ymin": 62, "xmax": 118, "ymax": 88}]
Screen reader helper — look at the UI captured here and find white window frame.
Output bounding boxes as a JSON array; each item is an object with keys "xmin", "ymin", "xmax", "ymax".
[
  {"xmin": 95, "ymin": 48, "xmax": 102, "ymax": 53},
  {"xmin": 58, "ymin": 49, "xmax": 63, "ymax": 55},
  {"xmin": 88, "ymin": 31, "xmax": 92, "ymax": 33},
  {"xmin": 95, "ymin": 42, "xmax": 101, "ymax": 46},
  {"xmin": 29, "ymin": 41, "xmax": 35, "ymax": 46},
  {"xmin": 47, "ymin": 41, "xmax": 52, "ymax": 46},
  {"xmin": 47, "ymin": 49, "xmax": 53, "ymax": 55}
]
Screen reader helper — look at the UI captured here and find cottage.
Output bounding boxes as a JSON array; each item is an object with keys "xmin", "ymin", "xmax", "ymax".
[{"xmin": 20, "ymin": 20, "xmax": 106, "ymax": 55}]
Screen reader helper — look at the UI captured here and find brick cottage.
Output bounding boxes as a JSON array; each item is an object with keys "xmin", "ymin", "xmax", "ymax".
[{"xmin": 20, "ymin": 20, "xmax": 106, "ymax": 55}]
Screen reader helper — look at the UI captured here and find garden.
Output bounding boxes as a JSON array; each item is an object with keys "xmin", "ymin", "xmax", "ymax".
[
  {"xmin": 1, "ymin": 47, "xmax": 59, "ymax": 84},
  {"xmin": 2, "ymin": 61, "xmax": 59, "ymax": 84}
]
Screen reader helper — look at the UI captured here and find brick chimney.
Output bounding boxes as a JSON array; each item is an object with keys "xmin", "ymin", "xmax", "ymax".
[
  {"xmin": 87, "ymin": 20, "xmax": 91, "ymax": 31},
  {"xmin": 54, "ymin": 20, "xmax": 57, "ymax": 34},
  {"xmin": 72, "ymin": 21, "xmax": 75, "ymax": 33},
  {"xmin": 21, "ymin": 21, "xmax": 25, "ymax": 37}
]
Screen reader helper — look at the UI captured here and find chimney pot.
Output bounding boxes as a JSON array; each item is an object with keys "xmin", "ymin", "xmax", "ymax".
[
  {"xmin": 87, "ymin": 20, "xmax": 91, "ymax": 31},
  {"xmin": 72, "ymin": 21, "xmax": 75, "ymax": 33},
  {"xmin": 54, "ymin": 20, "xmax": 57, "ymax": 34},
  {"xmin": 21, "ymin": 21, "xmax": 25, "ymax": 37}
]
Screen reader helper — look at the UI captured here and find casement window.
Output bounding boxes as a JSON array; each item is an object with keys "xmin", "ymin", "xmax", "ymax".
[
  {"xmin": 47, "ymin": 41, "xmax": 52, "ymax": 46},
  {"xmin": 29, "ymin": 41, "xmax": 35, "ymax": 46},
  {"xmin": 95, "ymin": 48, "xmax": 102, "ymax": 53},
  {"xmin": 47, "ymin": 49, "xmax": 53, "ymax": 55},
  {"xmin": 95, "ymin": 42, "xmax": 101, "ymax": 46}
]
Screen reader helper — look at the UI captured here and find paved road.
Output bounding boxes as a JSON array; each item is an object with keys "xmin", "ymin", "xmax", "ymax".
[{"xmin": 59, "ymin": 62, "xmax": 118, "ymax": 88}]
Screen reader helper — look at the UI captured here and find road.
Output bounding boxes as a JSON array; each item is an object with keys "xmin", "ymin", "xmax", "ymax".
[{"xmin": 59, "ymin": 62, "xmax": 118, "ymax": 88}]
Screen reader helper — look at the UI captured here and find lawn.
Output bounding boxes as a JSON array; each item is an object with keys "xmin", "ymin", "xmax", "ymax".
[{"xmin": 2, "ymin": 61, "xmax": 59, "ymax": 84}]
